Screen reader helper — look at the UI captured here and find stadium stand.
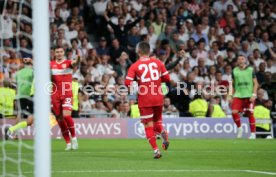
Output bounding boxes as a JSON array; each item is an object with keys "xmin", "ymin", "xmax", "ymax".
[{"xmin": 0, "ymin": 0, "xmax": 275, "ymax": 128}]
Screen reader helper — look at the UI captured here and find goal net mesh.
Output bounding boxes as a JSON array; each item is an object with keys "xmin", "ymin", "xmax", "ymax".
[{"xmin": 1, "ymin": 0, "xmax": 34, "ymax": 176}]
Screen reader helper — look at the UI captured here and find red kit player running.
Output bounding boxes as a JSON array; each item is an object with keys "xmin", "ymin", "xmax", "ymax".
[
  {"xmin": 125, "ymin": 42, "xmax": 170, "ymax": 159},
  {"xmin": 51, "ymin": 47, "xmax": 81, "ymax": 150},
  {"xmin": 230, "ymin": 55, "xmax": 258, "ymax": 139}
]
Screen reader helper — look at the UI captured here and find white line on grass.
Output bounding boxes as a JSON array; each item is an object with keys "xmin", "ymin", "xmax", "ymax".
[
  {"xmin": 5, "ymin": 150, "xmax": 276, "ymax": 155},
  {"xmin": 20, "ymin": 169, "xmax": 276, "ymax": 175},
  {"xmin": 245, "ymin": 170, "xmax": 276, "ymax": 175}
]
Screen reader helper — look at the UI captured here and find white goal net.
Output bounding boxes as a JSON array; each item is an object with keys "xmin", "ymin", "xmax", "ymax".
[{"xmin": 0, "ymin": 0, "xmax": 50, "ymax": 176}]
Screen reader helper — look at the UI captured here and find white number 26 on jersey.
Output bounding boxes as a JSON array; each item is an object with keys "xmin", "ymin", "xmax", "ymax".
[{"xmin": 138, "ymin": 62, "xmax": 159, "ymax": 82}]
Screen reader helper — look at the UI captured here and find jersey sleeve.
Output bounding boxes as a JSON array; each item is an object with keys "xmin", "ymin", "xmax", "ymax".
[
  {"xmin": 160, "ymin": 61, "xmax": 170, "ymax": 83},
  {"xmin": 125, "ymin": 64, "xmax": 136, "ymax": 87}
]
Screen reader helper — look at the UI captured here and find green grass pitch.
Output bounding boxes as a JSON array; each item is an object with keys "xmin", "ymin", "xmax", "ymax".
[{"xmin": 1, "ymin": 139, "xmax": 276, "ymax": 177}]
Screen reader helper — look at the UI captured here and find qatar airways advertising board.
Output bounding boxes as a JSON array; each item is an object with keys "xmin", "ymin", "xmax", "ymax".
[{"xmin": 0, "ymin": 118, "xmax": 251, "ymax": 139}]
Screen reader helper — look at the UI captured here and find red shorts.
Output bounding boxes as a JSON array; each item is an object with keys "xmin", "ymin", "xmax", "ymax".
[
  {"xmin": 231, "ymin": 97, "xmax": 254, "ymax": 113},
  {"xmin": 139, "ymin": 106, "xmax": 163, "ymax": 124},
  {"xmin": 51, "ymin": 95, "xmax": 73, "ymax": 116}
]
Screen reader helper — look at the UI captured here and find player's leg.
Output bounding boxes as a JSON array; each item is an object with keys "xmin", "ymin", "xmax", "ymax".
[
  {"xmin": 5, "ymin": 116, "xmax": 33, "ymax": 140},
  {"xmin": 5, "ymin": 99, "xmax": 34, "ymax": 140},
  {"xmin": 52, "ymin": 98, "xmax": 71, "ymax": 149},
  {"xmin": 62, "ymin": 97, "xmax": 78, "ymax": 150},
  {"xmin": 231, "ymin": 98, "xmax": 243, "ymax": 138},
  {"xmin": 140, "ymin": 107, "xmax": 161, "ymax": 159},
  {"xmin": 153, "ymin": 106, "xmax": 169, "ymax": 150},
  {"xmin": 244, "ymin": 99, "xmax": 256, "ymax": 139}
]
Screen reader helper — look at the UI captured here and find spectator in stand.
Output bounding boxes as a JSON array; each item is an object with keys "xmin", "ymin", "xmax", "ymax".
[
  {"xmin": 216, "ymin": 55, "xmax": 226, "ymax": 73},
  {"xmin": 252, "ymin": 49, "xmax": 264, "ymax": 70},
  {"xmin": 105, "ymin": 101, "xmax": 120, "ymax": 118},
  {"xmin": 191, "ymin": 23, "xmax": 209, "ymax": 44},
  {"xmin": 137, "ymin": 18, "xmax": 148, "ymax": 35},
  {"xmin": 79, "ymin": 37, "xmax": 93, "ymax": 59},
  {"xmin": 109, "ymin": 38, "xmax": 128, "ymax": 64},
  {"xmin": 127, "ymin": 26, "xmax": 141, "ymax": 53},
  {"xmin": 261, "ymin": 72, "xmax": 276, "ymax": 99},
  {"xmin": 259, "ymin": 31, "xmax": 273, "ymax": 54},
  {"xmin": 211, "ymin": 41, "xmax": 224, "ymax": 59},
  {"xmin": 239, "ymin": 41, "xmax": 253, "ymax": 58},
  {"xmin": 204, "ymin": 65, "xmax": 216, "ymax": 84},
  {"xmin": 222, "ymin": 65, "xmax": 232, "ymax": 82},
  {"xmin": 265, "ymin": 58, "xmax": 276, "ymax": 74},
  {"xmin": 157, "ymin": 25, "xmax": 173, "ymax": 49},
  {"xmin": 104, "ymin": 11, "xmax": 144, "ymax": 47},
  {"xmin": 96, "ymin": 36, "xmax": 110, "ymax": 56},
  {"xmin": 256, "ymin": 62, "xmax": 266, "ymax": 85},
  {"xmin": 163, "ymin": 97, "xmax": 178, "ymax": 116},
  {"xmin": 187, "ymin": 48, "xmax": 198, "ymax": 68},
  {"xmin": 180, "ymin": 60, "xmax": 190, "ymax": 81},
  {"xmin": 148, "ymin": 25, "xmax": 158, "ymax": 52},
  {"xmin": 177, "ymin": 24, "xmax": 189, "ymax": 44},
  {"xmin": 114, "ymin": 52, "xmax": 132, "ymax": 78},
  {"xmin": 208, "ymin": 96, "xmax": 226, "ymax": 118},
  {"xmin": 197, "ymin": 58, "xmax": 208, "ymax": 77},
  {"xmin": 169, "ymin": 32, "xmax": 183, "ymax": 54},
  {"xmin": 152, "ymin": 13, "xmax": 166, "ymax": 37},
  {"xmin": 255, "ymin": 88, "xmax": 269, "ymax": 105},
  {"xmin": 119, "ymin": 101, "xmax": 130, "ymax": 118},
  {"xmin": 247, "ymin": 32, "xmax": 259, "ymax": 51},
  {"xmin": 90, "ymin": 97, "xmax": 108, "ymax": 118},
  {"xmin": 196, "ymin": 40, "xmax": 208, "ymax": 60}
]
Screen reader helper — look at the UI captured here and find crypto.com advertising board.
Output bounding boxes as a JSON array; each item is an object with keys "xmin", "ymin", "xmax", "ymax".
[{"xmin": 0, "ymin": 118, "xmax": 251, "ymax": 139}]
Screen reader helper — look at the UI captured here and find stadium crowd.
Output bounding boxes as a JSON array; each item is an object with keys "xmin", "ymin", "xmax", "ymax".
[{"xmin": 0, "ymin": 0, "xmax": 276, "ymax": 122}]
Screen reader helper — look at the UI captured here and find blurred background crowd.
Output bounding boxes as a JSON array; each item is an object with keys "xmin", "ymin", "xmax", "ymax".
[{"xmin": 0, "ymin": 0, "xmax": 275, "ymax": 121}]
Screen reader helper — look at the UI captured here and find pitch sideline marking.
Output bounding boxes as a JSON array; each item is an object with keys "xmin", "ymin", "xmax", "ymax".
[
  {"xmin": 5, "ymin": 150, "xmax": 276, "ymax": 155},
  {"xmin": 19, "ymin": 169, "xmax": 276, "ymax": 175}
]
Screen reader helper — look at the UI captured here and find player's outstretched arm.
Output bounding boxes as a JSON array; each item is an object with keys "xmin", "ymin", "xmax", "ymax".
[
  {"xmin": 160, "ymin": 61, "xmax": 170, "ymax": 83},
  {"xmin": 166, "ymin": 50, "xmax": 186, "ymax": 70},
  {"xmin": 71, "ymin": 55, "xmax": 81, "ymax": 67},
  {"xmin": 125, "ymin": 64, "xmax": 136, "ymax": 88}
]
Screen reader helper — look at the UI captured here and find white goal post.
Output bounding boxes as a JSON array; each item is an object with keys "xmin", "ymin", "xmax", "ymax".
[{"xmin": 32, "ymin": 0, "xmax": 51, "ymax": 177}]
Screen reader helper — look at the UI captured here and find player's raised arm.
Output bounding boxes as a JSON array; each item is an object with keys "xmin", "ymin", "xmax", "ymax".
[
  {"xmin": 71, "ymin": 53, "xmax": 82, "ymax": 67},
  {"xmin": 160, "ymin": 61, "xmax": 170, "ymax": 83},
  {"xmin": 125, "ymin": 64, "xmax": 135, "ymax": 87}
]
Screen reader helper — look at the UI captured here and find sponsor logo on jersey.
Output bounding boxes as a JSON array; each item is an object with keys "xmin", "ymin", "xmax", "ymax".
[{"xmin": 62, "ymin": 64, "xmax": 67, "ymax": 68}]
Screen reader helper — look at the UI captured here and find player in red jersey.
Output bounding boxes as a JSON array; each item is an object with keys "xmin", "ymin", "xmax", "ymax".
[
  {"xmin": 51, "ymin": 47, "xmax": 81, "ymax": 150},
  {"xmin": 125, "ymin": 42, "xmax": 170, "ymax": 159}
]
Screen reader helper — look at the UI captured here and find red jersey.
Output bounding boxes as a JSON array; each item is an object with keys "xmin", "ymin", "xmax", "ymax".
[
  {"xmin": 50, "ymin": 59, "xmax": 73, "ymax": 97},
  {"xmin": 125, "ymin": 57, "xmax": 170, "ymax": 107}
]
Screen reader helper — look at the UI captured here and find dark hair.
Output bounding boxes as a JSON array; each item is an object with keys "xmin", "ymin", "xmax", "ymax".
[
  {"xmin": 70, "ymin": 38, "xmax": 78, "ymax": 44},
  {"xmin": 216, "ymin": 70, "xmax": 222, "ymax": 74},
  {"xmin": 54, "ymin": 46, "xmax": 64, "ymax": 50},
  {"xmin": 141, "ymin": 34, "xmax": 148, "ymax": 41},
  {"xmin": 138, "ymin": 42, "xmax": 150, "ymax": 55}
]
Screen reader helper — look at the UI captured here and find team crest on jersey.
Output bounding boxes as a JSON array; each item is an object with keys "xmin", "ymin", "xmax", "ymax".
[{"xmin": 62, "ymin": 64, "xmax": 67, "ymax": 68}]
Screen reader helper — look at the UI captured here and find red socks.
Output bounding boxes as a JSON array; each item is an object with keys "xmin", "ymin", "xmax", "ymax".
[
  {"xmin": 248, "ymin": 113, "xmax": 256, "ymax": 133},
  {"xmin": 57, "ymin": 115, "xmax": 76, "ymax": 144},
  {"xmin": 232, "ymin": 112, "xmax": 241, "ymax": 128},
  {"xmin": 145, "ymin": 126, "xmax": 158, "ymax": 150},
  {"xmin": 57, "ymin": 120, "xmax": 70, "ymax": 144},
  {"xmin": 233, "ymin": 112, "xmax": 256, "ymax": 133},
  {"xmin": 64, "ymin": 115, "xmax": 76, "ymax": 138}
]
